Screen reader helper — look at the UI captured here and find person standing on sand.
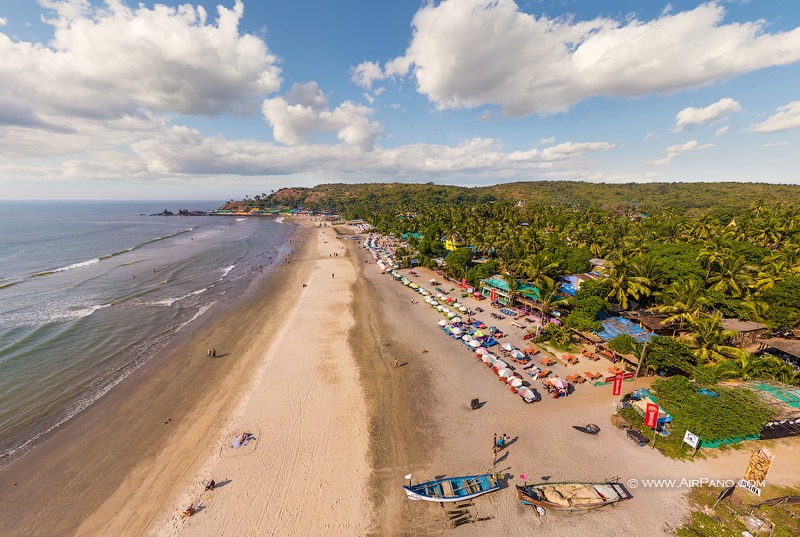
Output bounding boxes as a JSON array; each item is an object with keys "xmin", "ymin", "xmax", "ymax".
[
  {"xmin": 394, "ymin": 358, "xmax": 399, "ymax": 368},
  {"xmin": 212, "ymin": 348, "xmax": 217, "ymax": 358},
  {"xmin": 207, "ymin": 349, "xmax": 212, "ymax": 358}
]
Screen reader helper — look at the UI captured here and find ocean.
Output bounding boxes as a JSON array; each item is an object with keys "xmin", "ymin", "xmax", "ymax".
[{"xmin": 0, "ymin": 201, "xmax": 292, "ymax": 467}]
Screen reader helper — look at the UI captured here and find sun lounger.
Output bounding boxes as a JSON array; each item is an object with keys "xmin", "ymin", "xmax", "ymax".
[
  {"xmin": 536, "ymin": 369, "xmax": 551, "ymax": 379},
  {"xmin": 565, "ymin": 355, "xmax": 578, "ymax": 365}
]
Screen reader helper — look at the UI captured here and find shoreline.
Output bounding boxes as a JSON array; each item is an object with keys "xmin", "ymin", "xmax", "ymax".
[{"xmin": 0, "ymin": 219, "xmax": 311, "ymax": 536}]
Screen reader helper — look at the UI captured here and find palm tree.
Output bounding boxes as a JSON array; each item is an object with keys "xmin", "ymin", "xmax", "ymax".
[
  {"xmin": 707, "ymin": 254, "xmax": 755, "ymax": 297},
  {"xmin": 535, "ymin": 278, "xmax": 568, "ymax": 321},
  {"xmin": 503, "ymin": 273, "xmax": 519, "ymax": 306},
  {"xmin": 601, "ymin": 258, "xmax": 652, "ymax": 310},
  {"xmin": 517, "ymin": 253, "xmax": 559, "ymax": 287},
  {"xmin": 687, "ymin": 313, "xmax": 746, "ymax": 364},
  {"xmin": 655, "ymin": 279, "xmax": 710, "ymax": 328},
  {"xmin": 697, "ymin": 240, "xmax": 731, "ymax": 281}
]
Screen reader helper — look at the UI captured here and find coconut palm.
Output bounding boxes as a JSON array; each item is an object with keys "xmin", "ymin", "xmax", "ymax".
[
  {"xmin": 655, "ymin": 279, "xmax": 710, "ymax": 328},
  {"xmin": 687, "ymin": 313, "xmax": 747, "ymax": 364},
  {"xmin": 601, "ymin": 258, "xmax": 652, "ymax": 310},
  {"xmin": 517, "ymin": 253, "xmax": 559, "ymax": 287},
  {"xmin": 707, "ymin": 254, "xmax": 755, "ymax": 297},
  {"xmin": 535, "ymin": 277, "xmax": 569, "ymax": 321}
]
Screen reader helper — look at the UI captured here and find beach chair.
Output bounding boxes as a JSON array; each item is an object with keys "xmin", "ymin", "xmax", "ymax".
[
  {"xmin": 536, "ymin": 369, "xmax": 551, "ymax": 379},
  {"xmin": 574, "ymin": 375, "xmax": 586, "ymax": 384}
]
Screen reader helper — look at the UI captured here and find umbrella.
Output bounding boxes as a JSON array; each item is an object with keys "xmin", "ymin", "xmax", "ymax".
[
  {"xmin": 518, "ymin": 387, "xmax": 537, "ymax": 402},
  {"xmin": 496, "ymin": 368, "xmax": 514, "ymax": 379},
  {"xmin": 551, "ymin": 377, "xmax": 569, "ymax": 389},
  {"xmin": 451, "ymin": 316, "xmax": 462, "ymax": 324},
  {"xmin": 508, "ymin": 377, "xmax": 524, "ymax": 388},
  {"xmin": 461, "ymin": 334, "xmax": 472, "ymax": 342},
  {"xmin": 493, "ymin": 359, "xmax": 508, "ymax": 369},
  {"xmin": 501, "ymin": 343, "xmax": 514, "ymax": 352},
  {"xmin": 436, "ymin": 305, "xmax": 445, "ymax": 312},
  {"xmin": 473, "ymin": 330, "xmax": 486, "ymax": 338},
  {"xmin": 451, "ymin": 327, "xmax": 462, "ymax": 335},
  {"xmin": 430, "ymin": 279, "xmax": 437, "ymax": 283},
  {"xmin": 469, "ymin": 339, "xmax": 481, "ymax": 348},
  {"xmin": 446, "ymin": 311, "xmax": 455, "ymax": 318},
  {"xmin": 511, "ymin": 349, "xmax": 526, "ymax": 359},
  {"xmin": 475, "ymin": 348, "xmax": 489, "ymax": 355},
  {"xmin": 438, "ymin": 319, "xmax": 448, "ymax": 326},
  {"xmin": 488, "ymin": 326, "xmax": 498, "ymax": 333},
  {"xmin": 481, "ymin": 354, "xmax": 493, "ymax": 364},
  {"xmin": 436, "ymin": 293, "xmax": 444, "ymax": 299},
  {"xmin": 459, "ymin": 306, "xmax": 468, "ymax": 312},
  {"xmin": 425, "ymin": 297, "xmax": 432, "ymax": 304}
]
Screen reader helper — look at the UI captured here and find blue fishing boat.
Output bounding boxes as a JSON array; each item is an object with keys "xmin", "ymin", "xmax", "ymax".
[{"xmin": 403, "ymin": 474, "xmax": 500, "ymax": 502}]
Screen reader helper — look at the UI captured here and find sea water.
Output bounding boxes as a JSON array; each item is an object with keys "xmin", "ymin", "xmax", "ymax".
[{"xmin": 0, "ymin": 201, "xmax": 292, "ymax": 466}]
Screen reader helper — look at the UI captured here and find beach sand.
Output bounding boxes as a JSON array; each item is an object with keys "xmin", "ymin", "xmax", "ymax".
[{"xmin": 3, "ymin": 220, "xmax": 799, "ymax": 537}]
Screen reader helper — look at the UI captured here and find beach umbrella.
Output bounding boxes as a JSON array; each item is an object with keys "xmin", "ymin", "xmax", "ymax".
[
  {"xmin": 502, "ymin": 343, "xmax": 514, "ymax": 352},
  {"xmin": 511, "ymin": 349, "xmax": 526, "ymax": 359},
  {"xmin": 410, "ymin": 283, "xmax": 419, "ymax": 289},
  {"xmin": 461, "ymin": 334, "xmax": 472, "ymax": 342},
  {"xmin": 508, "ymin": 376, "xmax": 524, "ymax": 388},
  {"xmin": 488, "ymin": 326, "xmax": 498, "ymax": 333},
  {"xmin": 436, "ymin": 305, "xmax": 445, "ymax": 312},
  {"xmin": 436, "ymin": 293, "xmax": 444, "ymax": 299},
  {"xmin": 430, "ymin": 300, "xmax": 439, "ymax": 306},
  {"xmin": 493, "ymin": 359, "xmax": 508, "ymax": 369},
  {"xmin": 473, "ymin": 330, "xmax": 486, "ymax": 338},
  {"xmin": 430, "ymin": 279, "xmax": 437, "ymax": 283},
  {"xmin": 438, "ymin": 319, "xmax": 448, "ymax": 326},
  {"xmin": 451, "ymin": 316, "xmax": 462, "ymax": 324},
  {"xmin": 518, "ymin": 387, "xmax": 537, "ymax": 402},
  {"xmin": 446, "ymin": 311, "xmax": 455, "ymax": 318},
  {"xmin": 469, "ymin": 339, "xmax": 481, "ymax": 348},
  {"xmin": 481, "ymin": 354, "xmax": 493, "ymax": 364},
  {"xmin": 551, "ymin": 377, "xmax": 569, "ymax": 389},
  {"xmin": 451, "ymin": 327, "xmax": 462, "ymax": 335},
  {"xmin": 475, "ymin": 348, "xmax": 489, "ymax": 355},
  {"xmin": 425, "ymin": 297, "xmax": 432, "ymax": 304},
  {"xmin": 459, "ymin": 306, "xmax": 468, "ymax": 312},
  {"xmin": 496, "ymin": 368, "xmax": 514, "ymax": 379}
]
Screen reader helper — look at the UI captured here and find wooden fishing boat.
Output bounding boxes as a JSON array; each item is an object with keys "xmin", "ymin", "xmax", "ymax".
[
  {"xmin": 403, "ymin": 474, "xmax": 500, "ymax": 502},
  {"xmin": 516, "ymin": 481, "xmax": 631, "ymax": 513}
]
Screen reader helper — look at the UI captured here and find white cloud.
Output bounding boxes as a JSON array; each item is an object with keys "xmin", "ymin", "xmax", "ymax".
[
  {"xmin": 714, "ymin": 126, "xmax": 730, "ymax": 137},
  {"xmin": 674, "ymin": 98, "xmax": 741, "ymax": 131},
  {"xmin": 644, "ymin": 132, "xmax": 659, "ymax": 141},
  {"xmin": 0, "ymin": 0, "xmax": 281, "ymax": 126},
  {"xmin": 538, "ymin": 136, "xmax": 556, "ymax": 144},
  {"xmin": 751, "ymin": 101, "xmax": 800, "ymax": 133},
  {"xmin": 646, "ymin": 139, "xmax": 714, "ymax": 166},
  {"xmin": 0, "ymin": 17, "xmax": 7, "ymax": 27},
  {"xmin": 262, "ymin": 83, "xmax": 383, "ymax": 149},
  {"xmin": 763, "ymin": 141, "xmax": 788, "ymax": 148},
  {"xmin": 363, "ymin": 93, "xmax": 375, "ymax": 104},
  {"xmin": 128, "ymin": 126, "xmax": 613, "ymax": 180},
  {"xmin": 357, "ymin": 1, "xmax": 800, "ymax": 116},
  {"xmin": 351, "ymin": 61, "xmax": 384, "ymax": 89}
]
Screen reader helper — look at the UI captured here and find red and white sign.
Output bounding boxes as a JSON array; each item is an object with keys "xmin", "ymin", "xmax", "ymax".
[
  {"xmin": 462, "ymin": 278, "xmax": 467, "ymax": 289},
  {"xmin": 645, "ymin": 403, "xmax": 660, "ymax": 429},
  {"xmin": 612, "ymin": 372, "xmax": 623, "ymax": 396},
  {"xmin": 491, "ymin": 288, "xmax": 497, "ymax": 302}
]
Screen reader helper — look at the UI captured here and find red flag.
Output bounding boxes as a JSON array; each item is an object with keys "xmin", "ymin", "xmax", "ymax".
[
  {"xmin": 645, "ymin": 403, "xmax": 660, "ymax": 429},
  {"xmin": 462, "ymin": 278, "xmax": 467, "ymax": 288},
  {"xmin": 612, "ymin": 372, "xmax": 623, "ymax": 396}
]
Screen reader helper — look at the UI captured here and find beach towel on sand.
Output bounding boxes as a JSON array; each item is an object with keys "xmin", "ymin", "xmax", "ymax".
[{"xmin": 231, "ymin": 435, "xmax": 242, "ymax": 448}]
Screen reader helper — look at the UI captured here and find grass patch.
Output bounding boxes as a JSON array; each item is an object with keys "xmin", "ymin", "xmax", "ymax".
[{"xmin": 676, "ymin": 484, "xmax": 800, "ymax": 536}]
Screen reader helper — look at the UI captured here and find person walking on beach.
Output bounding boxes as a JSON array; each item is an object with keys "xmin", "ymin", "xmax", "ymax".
[
  {"xmin": 332, "ymin": 273, "xmax": 334, "ymax": 278},
  {"xmin": 212, "ymin": 348, "xmax": 217, "ymax": 358},
  {"xmin": 207, "ymin": 349, "xmax": 212, "ymax": 358},
  {"xmin": 393, "ymin": 358, "xmax": 399, "ymax": 369}
]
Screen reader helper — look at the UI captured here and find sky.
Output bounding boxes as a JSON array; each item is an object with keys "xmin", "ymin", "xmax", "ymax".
[{"xmin": 1, "ymin": 0, "xmax": 799, "ymax": 200}]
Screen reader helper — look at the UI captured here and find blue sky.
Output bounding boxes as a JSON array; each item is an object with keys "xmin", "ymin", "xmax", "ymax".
[{"xmin": 0, "ymin": 0, "xmax": 799, "ymax": 200}]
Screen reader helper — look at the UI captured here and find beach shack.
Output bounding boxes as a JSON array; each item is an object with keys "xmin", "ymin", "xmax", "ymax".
[{"xmin": 722, "ymin": 319, "xmax": 769, "ymax": 349}]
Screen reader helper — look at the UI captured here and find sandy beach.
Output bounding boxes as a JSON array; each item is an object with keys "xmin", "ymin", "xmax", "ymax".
[{"xmin": 2, "ymin": 219, "xmax": 799, "ymax": 537}]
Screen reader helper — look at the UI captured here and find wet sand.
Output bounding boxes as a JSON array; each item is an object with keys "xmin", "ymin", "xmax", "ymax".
[{"xmin": 0, "ymin": 220, "xmax": 314, "ymax": 536}]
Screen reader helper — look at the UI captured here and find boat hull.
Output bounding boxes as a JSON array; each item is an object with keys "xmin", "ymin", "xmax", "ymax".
[
  {"xmin": 404, "ymin": 474, "xmax": 499, "ymax": 502},
  {"xmin": 516, "ymin": 482, "xmax": 631, "ymax": 512}
]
